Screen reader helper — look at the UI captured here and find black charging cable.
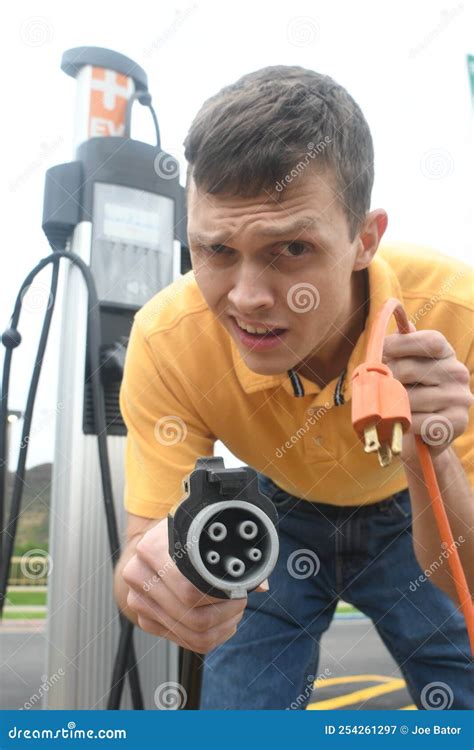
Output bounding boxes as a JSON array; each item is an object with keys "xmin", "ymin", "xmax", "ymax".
[
  {"xmin": 124, "ymin": 91, "xmax": 161, "ymax": 148},
  {"xmin": 0, "ymin": 249, "xmax": 143, "ymax": 709}
]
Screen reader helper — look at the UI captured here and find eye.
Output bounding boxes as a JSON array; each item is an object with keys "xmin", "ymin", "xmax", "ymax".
[
  {"xmin": 277, "ymin": 241, "xmax": 310, "ymax": 258},
  {"xmin": 195, "ymin": 243, "xmax": 231, "ymax": 256}
]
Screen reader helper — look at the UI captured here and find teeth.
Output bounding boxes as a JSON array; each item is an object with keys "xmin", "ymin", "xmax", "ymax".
[{"xmin": 236, "ymin": 318, "xmax": 272, "ymax": 335}]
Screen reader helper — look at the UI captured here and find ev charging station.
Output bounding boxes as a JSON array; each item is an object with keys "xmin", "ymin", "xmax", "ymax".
[{"xmin": 41, "ymin": 47, "xmax": 189, "ymax": 709}]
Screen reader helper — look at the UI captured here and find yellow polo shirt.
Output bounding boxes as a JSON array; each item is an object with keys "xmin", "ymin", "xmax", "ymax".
[{"xmin": 120, "ymin": 243, "xmax": 473, "ymax": 519}]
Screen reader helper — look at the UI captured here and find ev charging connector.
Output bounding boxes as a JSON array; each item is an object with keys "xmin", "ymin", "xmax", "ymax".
[{"xmin": 168, "ymin": 458, "xmax": 279, "ymax": 599}]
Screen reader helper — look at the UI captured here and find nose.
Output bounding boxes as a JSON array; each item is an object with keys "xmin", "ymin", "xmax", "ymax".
[{"xmin": 227, "ymin": 265, "xmax": 274, "ymax": 314}]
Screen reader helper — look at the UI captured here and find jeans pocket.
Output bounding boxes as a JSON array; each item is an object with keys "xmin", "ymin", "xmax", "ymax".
[
  {"xmin": 271, "ymin": 489, "xmax": 296, "ymax": 511},
  {"xmin": 257, "ymin": 474, "xmax": 295, "ymax": 511},
  {"xmin": 377, "ymin": 489, "xmax": 411, "ymax": 524}
]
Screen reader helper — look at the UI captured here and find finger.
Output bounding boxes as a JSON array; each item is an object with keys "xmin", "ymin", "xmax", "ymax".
[
  {"xmin": 165, "ymin": 567, "xmax": 245, "ymax": 609},
  {"xmin": 137, "ymin": 547, "xmax": 234, "ymax": 609},
  {"xmin": 130, "ymin": 586, "xmax": 244, "ymax": 635},
  {"xmin": 405, "ymin": 384, "xmax": 464, "ymax": 413},
  {"xmin": 130, "ymin": 579, "xmax": 246, "ymax": 631},
  {"xmin": 382, "ymin": 330, "xmax": 454, "ymax": 361},
  {"xmin": 254, "ymin": 579, "xmax": 270, "ymax": 592},
  {"xmin": 407, "ymin": 412, "xmax": 457, "ymax": 444},
  {"xmin": 136, "ymin": 608, "xmax": 242, "ymax": 652},
  {"xmin": 384, "ymin": 356, "xmax": 455, "ymax": 386}
]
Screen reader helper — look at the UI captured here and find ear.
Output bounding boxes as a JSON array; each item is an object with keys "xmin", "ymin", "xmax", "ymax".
[{"xmin": 353, "ymin": 209, "xmax": 388, "ymax": 271}]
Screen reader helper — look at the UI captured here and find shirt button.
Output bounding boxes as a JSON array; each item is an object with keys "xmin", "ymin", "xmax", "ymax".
[{"xmin": 306, "ymin": 408, "xmax": 315, "ymax": 416}]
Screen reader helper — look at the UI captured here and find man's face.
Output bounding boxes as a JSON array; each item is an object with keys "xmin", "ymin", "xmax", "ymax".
[{"xmin": 187, "ymin": 170, "xmax": 365, "ymax": 377}]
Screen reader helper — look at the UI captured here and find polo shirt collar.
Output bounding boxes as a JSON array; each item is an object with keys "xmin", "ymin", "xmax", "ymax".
[{"xmin": 229, "ymin": 251, "xmax": 404, "ymax": 407}]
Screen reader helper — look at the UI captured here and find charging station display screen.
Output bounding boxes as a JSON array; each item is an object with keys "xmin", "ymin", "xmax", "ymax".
[
  {"xmin": 103, "ymin": 202, "xmax": 161, "ymax": 247},
  {"xmin": 91, "ymin": 183, "xmax": 175, "ymax": 307}
]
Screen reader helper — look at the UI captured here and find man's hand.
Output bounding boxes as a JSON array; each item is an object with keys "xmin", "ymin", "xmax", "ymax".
[
  {"xmin": 122, "ymin": 517, "xmax": 268, "ymax": 654},
  {"xmin": 382, "ymin": 325, "xmax": 474, "ymax": 460}
]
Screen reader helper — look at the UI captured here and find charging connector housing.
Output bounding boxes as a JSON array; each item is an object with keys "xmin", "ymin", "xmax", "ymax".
[{"xmin": 168, "ymin": 458, "xmax": 279, "ymax": 599}]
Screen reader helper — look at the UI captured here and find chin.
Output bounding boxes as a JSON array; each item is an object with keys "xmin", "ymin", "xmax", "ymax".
[{"xmin": 241, "ymin": 354, "xmax": 290, "ymax": 375}]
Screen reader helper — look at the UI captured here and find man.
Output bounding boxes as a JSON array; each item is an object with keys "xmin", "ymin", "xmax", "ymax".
[{"xmin": 114, "ymin": 66, "xmax": 473, "ymax": 709}]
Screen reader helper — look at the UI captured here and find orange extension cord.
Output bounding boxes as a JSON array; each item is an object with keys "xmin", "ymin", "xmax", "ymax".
[{"xmin": 351, "ymin": 298, "xmax": 474, "ymax": 656}]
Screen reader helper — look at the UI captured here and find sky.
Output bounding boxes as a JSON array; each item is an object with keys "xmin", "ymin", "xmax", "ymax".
[{"xmin": 1, "ymin": 0, "xmax": 473, "ymax": 469}]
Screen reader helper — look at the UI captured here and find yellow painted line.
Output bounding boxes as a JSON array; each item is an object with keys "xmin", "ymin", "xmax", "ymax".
[
  {"xmin": 308, "ymin": 678, "xmax": 406, "ymax": 710},
  {"xmin": 400, "ymin": 704, "xmax": 417, "ymax": 710},
  {"xmin": 314, "ymin": 674, "xmax": 394, "ymax": 688}
]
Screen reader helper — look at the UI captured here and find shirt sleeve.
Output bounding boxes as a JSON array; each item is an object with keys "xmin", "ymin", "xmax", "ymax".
[
  {"xmin": 119, "ymin": 316, "xmax": 216, "ymax": 518},
  {"xmin": 451, "ymin": 339, "xmax": 474, "ymax": 489}
]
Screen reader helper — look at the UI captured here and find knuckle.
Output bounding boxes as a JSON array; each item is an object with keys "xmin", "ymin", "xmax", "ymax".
[
  {"xmin": 122, "ymin": 557, "xmax": 139, "ymax": 586},
  {"xmin": 127, "ymin": 588, "xmax": 145, "ymax": 613},
  {"xmin": 428, "ymin": 331, "xmax": 446, "ymax": 357},
  {"xmin": 398, "ymin": 361, "xmax": 414, "ymax": 382},
  {"xmin": 452, "ymin": 363, "xmax": 470, "ymax": 385},
  {"xmin": 135, "ymin": 536, "xmax": 150, "ymax": 559},
  {"xmin": 137, "ymin": 615, "xmax": 153, "ymax": 634},
  {"xmin": 138, "ymin": 614, "xmax": 165, "ymax": 637},
  {"xmin": 180, "ymin": 581, "xmax": 200, "ymax": 607},
  {"xmin": 192, "ymin": 608, "xmax": 214, "ymax": 633}
]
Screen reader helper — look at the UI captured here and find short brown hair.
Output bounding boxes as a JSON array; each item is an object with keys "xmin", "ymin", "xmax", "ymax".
[{"xmin": 184, "ymin": 65, "xmax": 374, "ymax": 240}]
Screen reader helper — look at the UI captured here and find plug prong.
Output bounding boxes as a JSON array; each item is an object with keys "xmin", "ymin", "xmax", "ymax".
[
  {"xmin": 363, "ymin": 425, "xmax": 380, "ymax": 453},
  {"xmin": 391, "ymin": 421, "xmax": 403, "ymax": 455},
  {"xmin": 377, "ymin": 443, "xmax": 392, "ymax": 467}
]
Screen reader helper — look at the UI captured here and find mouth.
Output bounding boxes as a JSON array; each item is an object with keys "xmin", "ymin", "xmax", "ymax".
[{"xmin": 229, "ymin": 316, "xmax": 288, "ymax": 350}]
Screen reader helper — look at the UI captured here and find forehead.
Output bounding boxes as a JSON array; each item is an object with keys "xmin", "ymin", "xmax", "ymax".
[{"xmin": 187, "ymin": 170, "xmax": 345, "ymax": 244}]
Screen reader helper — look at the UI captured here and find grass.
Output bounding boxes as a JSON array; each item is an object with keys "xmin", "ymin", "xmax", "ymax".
[
  {"xmin": 2, "ymin": 610, "xmax": 46, "ymax": 620},
  {"xmin": 336, "ymin": 601, "xmax": 360, "ymax": 615},
  {"xmin": 6, "ymin": 590, "xmax": 47, "ymax": 607}
]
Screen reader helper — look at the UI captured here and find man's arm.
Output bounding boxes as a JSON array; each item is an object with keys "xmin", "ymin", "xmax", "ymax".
[{"xmin": 402, "ymin": 439, "xmax": 473, "ymax": 603}]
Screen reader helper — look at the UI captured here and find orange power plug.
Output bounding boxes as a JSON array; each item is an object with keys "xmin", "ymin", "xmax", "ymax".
[{"xmin": 351, "ymin": 361, "xmax": 411, "ymax": 467}]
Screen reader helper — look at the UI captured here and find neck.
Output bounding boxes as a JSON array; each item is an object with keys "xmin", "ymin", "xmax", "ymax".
[{"xmin": 294, "ymin": 269, "xmax": 368, "ymax": 388}]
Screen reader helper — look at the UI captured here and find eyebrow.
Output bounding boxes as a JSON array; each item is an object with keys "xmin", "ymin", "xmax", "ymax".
[{"xmin": 188, "ymin": 216, "xmax": 321, "ymax": 246}]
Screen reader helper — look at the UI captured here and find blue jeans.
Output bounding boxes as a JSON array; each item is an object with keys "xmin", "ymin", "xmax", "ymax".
[{"xmin": 199, "ymin": 473, "xmax": 473, "ymax": 710}]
